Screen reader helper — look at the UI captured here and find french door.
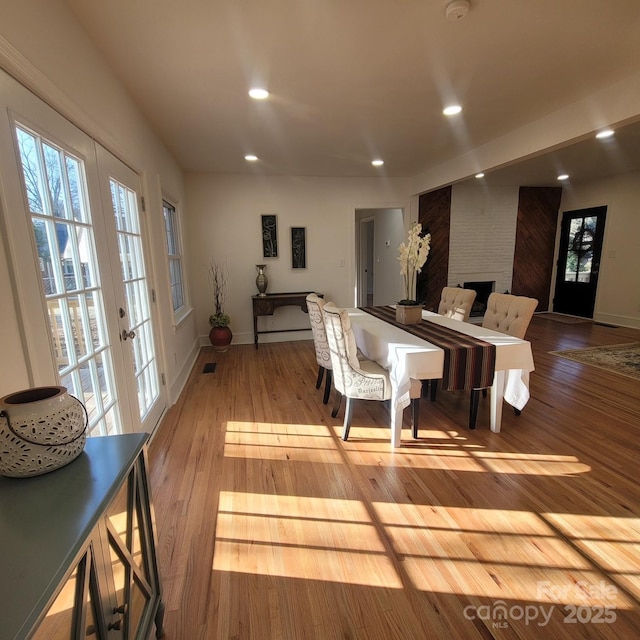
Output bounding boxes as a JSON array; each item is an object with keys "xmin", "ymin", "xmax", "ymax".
[
  {"xmin": 553, "ymin": 206, "xmax": 607, "ymax": 318},
  {"xmin": 95, "ymin": 146, "xmax": 163, "ymax": 433},
  {"xmin": 0, "ymin": 69, "xmax": 164, "ymax": 435}
]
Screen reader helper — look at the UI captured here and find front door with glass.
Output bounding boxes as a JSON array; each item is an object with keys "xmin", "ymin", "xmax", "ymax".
[{"xmin": 553, "ymin": 206, "xmax": 607, "ymax": 318}]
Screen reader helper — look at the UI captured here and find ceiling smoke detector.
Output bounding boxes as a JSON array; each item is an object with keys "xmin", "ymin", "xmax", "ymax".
[{"xmin": 445, "ymin": 0, "xmax": 470, "ymax": 21}]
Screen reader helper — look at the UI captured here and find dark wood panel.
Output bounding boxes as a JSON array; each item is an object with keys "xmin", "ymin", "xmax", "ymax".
[
  {"xmin": 417, "ymin": 186, "xmax": 451, "ymax": 312},
  {"xmin": 512, "ymin": 186, "xmax": 562, "ymax": 309}
]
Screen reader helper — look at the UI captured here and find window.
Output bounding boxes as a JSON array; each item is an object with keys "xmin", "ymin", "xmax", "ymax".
[{"xmin": 163, "ymin": 199, "xmax": 185, "ymax": 314}]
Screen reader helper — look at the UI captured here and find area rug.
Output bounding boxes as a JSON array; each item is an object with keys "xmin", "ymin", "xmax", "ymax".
[
  {"xmin": 551, "ymin": 343, "xmax": 640, "ymax": 380},
  {"xmin": 538, "ymin": 312, "xmax": 591, "ymax": 324}
]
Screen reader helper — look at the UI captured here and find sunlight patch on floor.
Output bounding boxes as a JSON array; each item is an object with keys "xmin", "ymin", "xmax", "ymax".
[
  {"xmin": 372, "ymin": 501, "xmax": 636, "ymax": 608},
  {"xmin": 223, "ymin": 421, "xmax": 345, "ymax": 462},
  {"xmin": 542, "ymin": 512, "xmax": 640, "ymax": 603},
  {"xmin": 213, "ymin": 491, "xmax": 403, "ymax": 587}
]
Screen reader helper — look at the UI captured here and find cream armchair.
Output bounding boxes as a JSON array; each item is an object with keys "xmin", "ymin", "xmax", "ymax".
[
  {"xmin": 425, "ymin": 286, "xmax": 478, "ymax": 401},
  {"xmin": 469, "ymin": 292, "xmax": 538, "ymax": 428},
  {"xmin": 322, "ymin": 303, "xmax": 422, "ymax": 441},
  {"xmin": 306, "ymin": 293, "xmax": 333, "ymax": 404},
  {"xmin": 438, "ymin": 286, "xmax": 477, "ymax": 322},
  {"xmin": 482, "ymin": 292, "xmax": 538, "ymax": 339}
]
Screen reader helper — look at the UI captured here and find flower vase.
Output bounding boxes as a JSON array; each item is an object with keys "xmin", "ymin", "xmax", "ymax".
[
  {"xmin": 396, "ymin": 303, "xmax": 423, "ymax": 325},
  {"xmin": 255, "ymin": 264, "xmax": 268, "ymax": 296}
]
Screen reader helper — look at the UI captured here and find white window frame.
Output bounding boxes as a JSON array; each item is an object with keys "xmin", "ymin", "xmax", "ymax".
[{"xmin": 162, "ymin": 197, "xmax": 188, "ymax": 324}]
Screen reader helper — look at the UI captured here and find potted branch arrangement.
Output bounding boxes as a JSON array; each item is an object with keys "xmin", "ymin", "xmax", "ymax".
[
  {"xmin": 208, "ymin": 259, "xmax": 232, "ymax": 351},
  {"xmin": 396, "ymin": 222, "xmax": 431, "ymax": 324}
]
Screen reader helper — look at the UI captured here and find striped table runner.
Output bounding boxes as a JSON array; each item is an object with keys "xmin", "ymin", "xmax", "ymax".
[{"xmin": 360, "ymin": 306, "xmax": 496, "ymax": 391}]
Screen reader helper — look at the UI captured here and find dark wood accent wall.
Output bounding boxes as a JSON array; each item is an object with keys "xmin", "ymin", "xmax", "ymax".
[
  {"xmin": 512, "ymin": 186, "xmax": 562, "ymax": 311},
  {"xmin": 417, "ymin": 186, "xmax": 451, "ymax": 312}
]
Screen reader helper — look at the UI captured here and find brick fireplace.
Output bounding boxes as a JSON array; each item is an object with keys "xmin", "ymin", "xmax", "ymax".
[{"xmin": 464, "ymin": 280, "xmax": 495, "ymax": 317}]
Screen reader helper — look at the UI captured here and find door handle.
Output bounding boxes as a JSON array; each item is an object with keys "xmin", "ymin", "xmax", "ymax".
[{"xmin": 121, "ymin": 329, "xmax": 136, "ymax": 341}]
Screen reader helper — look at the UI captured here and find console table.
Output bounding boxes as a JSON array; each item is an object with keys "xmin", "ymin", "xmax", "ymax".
[
  {"xmin": 0, "ymin": 433, "xmax": 164, "ymax": 640},
  {"xmin": 252, "ymin": 291, "xmax": 322, "ymax": 348}
]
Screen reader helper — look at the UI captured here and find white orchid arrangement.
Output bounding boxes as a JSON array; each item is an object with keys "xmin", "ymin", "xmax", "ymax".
[{"xmin": 398, "ymin": 222, "xmax": 431, "ymax": 304}]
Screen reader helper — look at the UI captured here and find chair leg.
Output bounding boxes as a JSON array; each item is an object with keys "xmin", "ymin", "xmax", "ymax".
[
  {"xmin": 315, "ymin": 366, "xmax": 324, "ymax": 390},
  {"xmin": 411, "ymin": 397, "xmax": 420, "ymax": 439},
  {"xmin": 469, "ymin": 389, "xmax": 481, "ymax": 430},
  {"xmin": 331, "ymin": 391, "xmax": 342, "ymax": 418},
  {"xmin": 323, "ymin": 369, "xmax": 332, "ymax": 405},
  {"xmin": 430, "ymin": 379, "xmax": 438, "ymax": 402},
  {"xmin": 342, "ymin": 397, "xmax": 354, "ymax": 440},
  {"xmin": 482, "ymin": 388, "xmax": 487, "ymax": 398}
]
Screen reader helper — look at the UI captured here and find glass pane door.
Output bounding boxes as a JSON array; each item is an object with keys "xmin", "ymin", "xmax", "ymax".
[
  {"xmin": 14, "ymin": 125, "xmax": 121, "ymax": 436},
  {"xmin": 109, "ymin": 178, "xmax": 159, "ymax": 421},
  {"xmin": 2, "ymin": 70, "xmax": 164, "ymax": 435},
  {"xmin": 553, "ymin": 206, "xmax": 607, "ymax": 317},
  {"xmin": 96, "ymin": 146, "xmax": 164, "ymax": 432}
]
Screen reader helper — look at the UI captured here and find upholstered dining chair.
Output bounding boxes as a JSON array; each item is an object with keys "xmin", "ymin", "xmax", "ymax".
[
  {"xmin": 424, "ymin": 286, "xmax": 478, "ymax": 401},
  {"xmin": 322, "ymin": 303, "xmax": 422, "ymax": 441},
  {"xmin": 468, "ymin": 292, "xmax": 538, "ymax": 429},
  {"xmin": 438, "ymin": 286, "xmax": 477, "ymax": 322},
  {"xmin": 306, "ymin": 293, "xmax": 334, "ymax": 404}
]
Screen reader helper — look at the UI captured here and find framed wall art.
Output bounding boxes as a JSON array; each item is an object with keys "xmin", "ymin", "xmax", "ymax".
[
  {"xmin": 261, "ymin": 214, "xmax": 278, "ymax": 258},
  {"xmin": 291, "ymin": 227, "xmax": 306, "ymax": 269}
]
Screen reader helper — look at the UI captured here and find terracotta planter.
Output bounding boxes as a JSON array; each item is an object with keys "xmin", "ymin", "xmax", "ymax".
[
  {"xmin": 396, "ymin": 303, "xmax": 423, "ymax": 325},
  {"xmin": 209, "ymin": 326, "xmax": 233, "ymax": 352}
]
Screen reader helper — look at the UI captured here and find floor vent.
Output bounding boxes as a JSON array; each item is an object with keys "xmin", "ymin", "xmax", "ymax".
[{"xmin": 202, "ymin": 363, "xmax": 217, "ymax": 374}]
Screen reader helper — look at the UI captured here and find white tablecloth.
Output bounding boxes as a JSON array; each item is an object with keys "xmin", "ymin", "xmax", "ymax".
[{"xmin": 347, "ymin": 308, "xmax": 535, "ymax": 445}]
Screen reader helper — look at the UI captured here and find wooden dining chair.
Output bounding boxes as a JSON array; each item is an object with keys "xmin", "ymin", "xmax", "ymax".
[{"xmin": 322, "ymin": 303, "xmax": 422, "ymax": 440}]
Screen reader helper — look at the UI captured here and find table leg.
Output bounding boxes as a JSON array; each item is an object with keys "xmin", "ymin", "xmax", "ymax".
[
  {"xmin": 391, "ymin": 408, "xmax": 403, "ymax": 447},
  {"xmin": 490, "ymin": 370, "xmax": 505, "ymax": 433},
  {"xmin": 390, "ymin": 387, "xmax": 402, "ymax": 447},
  {"xmin": 253, "ymin": 316, "xmax": 259, "ymax": 349}
]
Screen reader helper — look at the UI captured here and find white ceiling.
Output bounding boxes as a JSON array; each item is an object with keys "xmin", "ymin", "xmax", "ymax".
[{"xmin": 65, "ymin": 0, "xmax": 640, "ymax": 184}]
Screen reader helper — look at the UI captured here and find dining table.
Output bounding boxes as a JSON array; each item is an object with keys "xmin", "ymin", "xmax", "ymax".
[{"xmin": 346, "ymin": 306, "xmax": 535, "ymax": 447}]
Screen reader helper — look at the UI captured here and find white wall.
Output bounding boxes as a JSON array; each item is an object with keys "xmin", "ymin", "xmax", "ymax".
[
  {"xmin": 556, "ymin": 171, "xmax": 640, "ymax": 328},
  {"xmin": 448, "ymin": 183, "xmax": 520, "ymax": 296},
  {"xmin": 372, "ymin": 208, "xmax": 404, "ymax": 306},
  {"xmin": 0, "ymin": 0, "xmax": 193, "ymax": 402},
  {"xmin": 185, "ymin": 174, "xmax": 412, "ymax": 344}
]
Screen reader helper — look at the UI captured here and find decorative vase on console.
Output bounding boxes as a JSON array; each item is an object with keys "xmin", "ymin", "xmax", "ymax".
[
  {"xmin": 396, "ymin": 222, "xmax": 431, "ymax": 325},
  {"xmin": 255, "ymin": 264, "xmax": 268, "ymax": 297},
  {"xmin": 0, "ymin": 385, "xmax": 88, "ymax": 477}
]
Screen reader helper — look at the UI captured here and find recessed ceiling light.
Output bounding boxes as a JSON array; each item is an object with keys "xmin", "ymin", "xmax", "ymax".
[
  {"xmin": 596, "ymin": 129, "xmax": 614, "ymax": 139},
  {"xmin": 245, "ymin": 154, "xmax": 258, "ymax": 162},
  {"xmin": 557, "ymin": 174, "xmax": 569, "ymax": 181},
  {"xmin": 443, "ymin": 105, "xmax": 462, "ymax": 116},
  {"xmin": 371, "ymin": 159, "xmax": 384, "ymax": 167},
  {"xmin": 248, "ymin": 88, "xmax": 269, "ymax": 100},
  {"xmin": 475, "ymin": 172, "xmax": 485, "ymax": 179}
]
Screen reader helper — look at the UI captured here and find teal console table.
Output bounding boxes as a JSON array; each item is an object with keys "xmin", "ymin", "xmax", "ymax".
[{"xmin": 0, "ymin": 433, "xmax": 164, "ymax": 639}]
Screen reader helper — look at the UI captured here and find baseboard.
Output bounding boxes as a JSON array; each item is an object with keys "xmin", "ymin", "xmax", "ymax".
[
  {"xmin": 593, "ymin": 312, "xmax": 640, "ymax": 330},
  {"xmin": 199, "ymin": 329, "xmax": 313, "ymax": 346}
]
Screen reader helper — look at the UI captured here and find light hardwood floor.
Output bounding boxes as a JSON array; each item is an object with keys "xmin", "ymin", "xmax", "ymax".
[{"xmin": 149, "ymin": 315, "xmax": 640, "ymax": 639}]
